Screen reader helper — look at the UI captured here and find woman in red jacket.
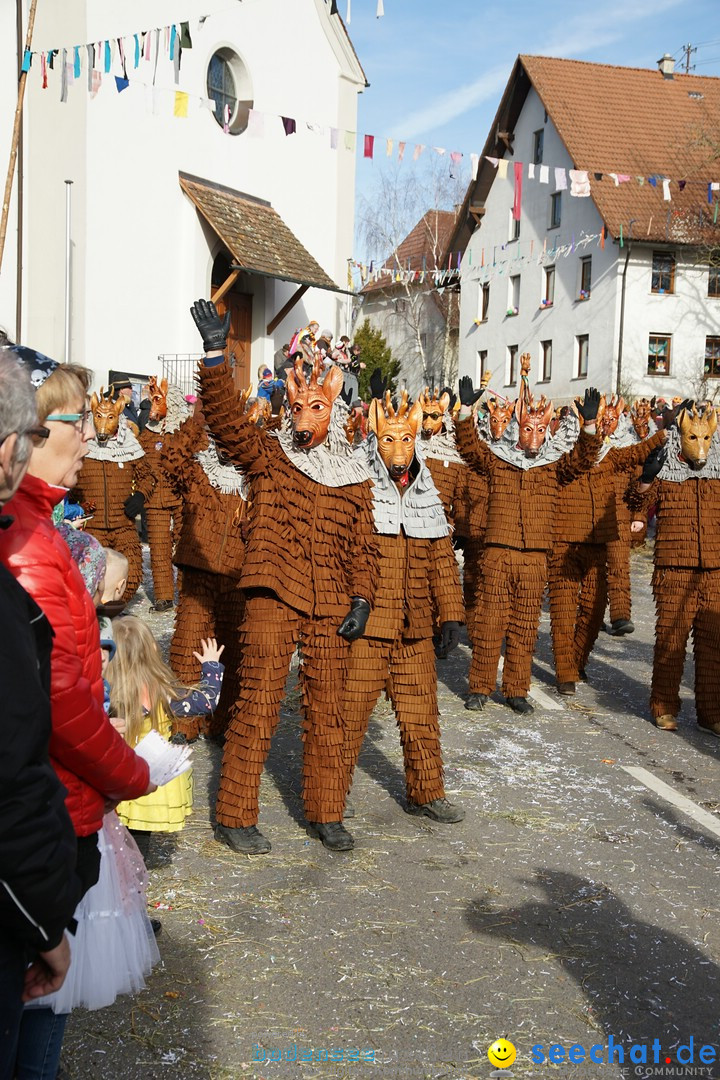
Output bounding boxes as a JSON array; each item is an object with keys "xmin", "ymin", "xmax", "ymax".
[{"xmin": 0, "ymin": 348, "xmax": 155, "ymax": 1080}]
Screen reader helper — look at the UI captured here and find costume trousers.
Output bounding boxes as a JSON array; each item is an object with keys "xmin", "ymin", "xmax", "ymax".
[
  {"xmin": 651, "ymin": 567, "xmax": 720, "ymax": 724},
  {"xmin": 342, "ymin": 636, "xmax": 445, "ymax": 806},
  {"xmin": 548, "ymin": 542, "xmax": 608, "ymax": 684},
  {"xmin": 216, "ymin": 592, "xmax": 349, "ymax": 828},
  {"xmin": 85, "ymin": 523, "xmax": 143, "ymax": 603},
  {"xmin": 606, "ymin": 535, "xmax": 632, "ymax": 623},
  {"xmin": 462, "ymin": 538, "xmax": 483, "ymax": 641},
  {"xmin": 470, "ymin": 547, "xmax": 547, "ymax": 699},
  {"xmin": 146, "ymin": 506, "xmax": 182, "ymax": 603}
]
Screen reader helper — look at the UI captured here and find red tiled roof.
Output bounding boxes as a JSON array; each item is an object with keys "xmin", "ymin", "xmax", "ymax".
[
  {"xmin": 449, "ymin": 55, "xmax": 720, "ymax": 251},
  {"xmin": 361, "ymin": 209, "xmax": 458, "ymax": 294}
]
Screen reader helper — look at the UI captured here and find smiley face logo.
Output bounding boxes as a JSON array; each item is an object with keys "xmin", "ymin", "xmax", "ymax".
[{"xmin": 487, "ymin": 1039, "xmax": 517, "ymax": 1069}]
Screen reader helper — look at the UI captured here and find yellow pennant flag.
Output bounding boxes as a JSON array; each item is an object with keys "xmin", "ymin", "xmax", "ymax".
[{"xmin": 174, "ymin": 91, "xmax": 189, "ymax": 118}]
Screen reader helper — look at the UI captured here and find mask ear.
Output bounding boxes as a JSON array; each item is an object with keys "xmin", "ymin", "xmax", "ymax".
[
  {"xmin": 540, "ymin": 399, "xmax": 554, "ymax": 426},
  {"xmin": 407, "ymin": 399, "xmax": 424, "ymax": 438},
  {"xmin": 114, "ymin": 397, "xmax": 125, "ymax": 417},
  {"xmin": 368, "ymin": 399, "xmax": 383, "ymax": 435},
  {"xmin": 160, "ymin": 378, "xmax": 168, "ymax": 396},
  {"xmin": 321, "ymin": 365, "xmax": 344, "ymax": 405},
  {"xmin": 439, "ymin": 392, "xmax": 450, "ymax": 413},
  {"xmin": 708, "ymin": 408, "xmax": 718, "ymax": 436},
  {"xmin": 90, "ymin": 392, "xmax": 99, "ymax": 411},
  {"xmin": 514, "ymin": 397, "xmax": 523, "ymax": 424},
  {"xmin": 617, "ymin": 396, "xmax": 625, "ymax": 414},
  {"xmin": 286, "ymin": 373, "xmax": 299, "ymax": 407}
]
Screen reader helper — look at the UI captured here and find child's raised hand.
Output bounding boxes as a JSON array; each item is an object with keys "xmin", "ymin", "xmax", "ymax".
[{"xmin": 193, "ymin": 637, "xmax": 225, "ymax": 664}]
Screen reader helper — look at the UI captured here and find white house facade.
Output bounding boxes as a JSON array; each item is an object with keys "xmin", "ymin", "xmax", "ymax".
[
  {"xmin": 2, "ymin": 0, "xmax": 365, "ymax": 392},
  {"xmin": 454, "ymin": 56, "xmax": 720, "ymax": 403}
]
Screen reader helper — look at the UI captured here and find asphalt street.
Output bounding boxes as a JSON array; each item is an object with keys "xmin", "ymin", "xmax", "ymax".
[{"xmin": 63, "ymin": 542, "xmax": 720, "ymax": 1080}]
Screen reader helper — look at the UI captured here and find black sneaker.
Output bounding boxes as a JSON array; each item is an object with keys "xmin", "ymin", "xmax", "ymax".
[
  {"xmin": 306, "ymin": 821, "xmax": 354, "ymax": 851},
  {"xmin": 215, "ymin": 824, "xmax": 271, "ymax": 854},
  {"xmin": 465, "ymin": 693, "xmax": 488, "ymax": 711},
  {"xmin": 505, "ymin": 696, "xmax": 534, "ymax": 714},
  {"xmin": 406, "ymin": 798, "xmax": 465, "ymax": 824},
  {"xmin": 150, "ymin": 919, "xmax": 162, "ymax": 936},
  {"xmin": 556, "ymin": 682, "xmax": 576, "ymax": 696},
  {"xmin": 608, "ymin": 618, "xmax": 634, "ymax": 636},
  {"xmin": 150, "ymin": 599, "xmax": 174, "ymax": 613}
]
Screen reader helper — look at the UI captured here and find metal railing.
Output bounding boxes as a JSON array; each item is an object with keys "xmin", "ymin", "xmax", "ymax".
[{"xmin": 158, "ymin": 354, "xmax": 204, "ymax": 398}]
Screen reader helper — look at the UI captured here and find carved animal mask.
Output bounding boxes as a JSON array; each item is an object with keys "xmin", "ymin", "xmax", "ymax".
[
  {"xmin": 419, "ymin": 387, "xmax": 451, "ymax": 438},
  {"xmin": 678, "ymin": 406, "xmax": 717, "ymax": 470},
  {"xmin": 345, "ymin": 408, "xmax": 365, "ymax": 445},
  {"xmin": 600, "ymin": 395, "xmax": 625, "ymax": 438},
  {"xmin": 90, "ymin": 389, "xmax": 124, "ymax": 445},
  {"xmin": 631, "ymin": 398, "xmax": 653, "ymax": 440},
  {"xmin": 147, "ymin": 376, "xmax": 168, "ymax": 422},
  {"xmin": 285, "ymin": 356, "xmax": 343, "ymax": 449},
  {"xmin": 369, "ymin": 390, "xmax": 423, "ymax": 484},
  {"xmin": 515, "ymin": 395, "xmax": 553, "ymax": 458},
  {"xmin": 486, "ymin": 397, "xmax": 515, "ymax": 441}
]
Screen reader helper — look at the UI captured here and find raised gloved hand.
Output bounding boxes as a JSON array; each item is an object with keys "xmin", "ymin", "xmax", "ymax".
[
  {"xmin": 337, "ymin": 597, "xmax": 371, "ymax": 642},
  {"xmin": 270, "ymin": 384, "xmax": 286, "ymax": 414},
  {"xmin": 458, "ymin": 376, "xmax": 482, "ymax": 409},
  {"xmin": 436, "ymin": 621, "xmax": 461, "ymax": 658},
  {"xmin": 123, "ymin": 492, "xmax": 145, "ymax": 520},
  {"xmin": 339, "ymin": 384, "xmax": 353, "ymax": 408},
  {"xmin": 190, "ymin": 299, "xmax": 231, "ymax": 354},
  {"xmin": 369, "ymin": 368, "xmax": 388, "ymax": 401},
  {"xmin": 439, "ymin": 386, "xmax": 457, "ymax": 411},
  {"xmin": 577, "ymin": 387, "xmax": 602, "ymax": 424},
  {"xmin": 640, "ymin": 445, "xmax": 667, "ymax": 484},
  {"xmin": 661, "ymin": 398, "xmax": 693, "ymax": 429}
]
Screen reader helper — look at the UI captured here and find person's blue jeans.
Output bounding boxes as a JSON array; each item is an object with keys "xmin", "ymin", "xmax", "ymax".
[{"xmin": 14, "ymin": 1007, "xmax": 68, "ymax": 1080}]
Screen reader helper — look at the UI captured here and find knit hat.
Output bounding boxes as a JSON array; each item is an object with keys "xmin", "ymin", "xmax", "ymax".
[
  {"xmin": 57, "ymin": 522, "xmax": 107, "ymax": 598},
  {"xmin": 7, "ymin": 344, "xmax": 59, "ymax": 389}
]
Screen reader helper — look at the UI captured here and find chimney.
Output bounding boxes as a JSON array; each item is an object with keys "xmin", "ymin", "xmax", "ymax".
[{"xmin": 657, "ymin": 53, "xmax": 675, "ymax": 79}]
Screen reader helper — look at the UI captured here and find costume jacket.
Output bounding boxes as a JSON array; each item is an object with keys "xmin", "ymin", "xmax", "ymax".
[
  {"xmin": 0, "ymin": 537, "xmax": 80, "ymax": 953},
  {"xmin": 0, "ymin": 474, "xmax": 150, "ymax": 835},
  {"xmin": 455, "ymin": 418, "xmax": 602, "ymax": 551},
  {"xmin": 73, "ymin": 418, "xmax": 144, "ymax": 528},
  {"xmin": 160, "ymin": 416, "xmax": 247, "ymax": 578},
  {"xmin": 198, "ymin": 360, "xmax": 379, "ymax": 617}
]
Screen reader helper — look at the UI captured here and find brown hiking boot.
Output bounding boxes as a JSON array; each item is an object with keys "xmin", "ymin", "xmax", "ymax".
[{"xmin": 654, "ymin": 714, "xmax": 677, "ymax": 731}]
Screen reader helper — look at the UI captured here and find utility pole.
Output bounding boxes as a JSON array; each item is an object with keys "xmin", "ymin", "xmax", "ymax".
[
  {"xmin": 0, "ymin": 0, "xmax": 38, "ymax": 271},
  {"xmin": 681, "ymin": 43, "xmax": 697, "ymax": 74}
]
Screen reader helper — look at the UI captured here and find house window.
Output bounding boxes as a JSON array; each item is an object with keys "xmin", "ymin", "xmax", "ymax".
[
  {"xmin": 579, "ymin": 257, "xmax": 592, "ymax": 298},
  {"xmin": 507, "ymin": 345, "xmax": 518, "ymax": 386},
  {"xmin": 543, "ymin": 266, "xmax": 555, "ymax": 306},
  {"xmin": 705, "ymin": 336, "xmax": 720, "ymax": 377},
  {"xmin": 541, "ymin": 340, "xmax": 552, "ymax": 381},
  {"xmin": 648, "ymin": 334, "xmax": 671, "ymax": 375},
  {"xmin": 709, "ymin": 267, "xmax": 720, "ymax": 298},
  {"xmin": 394, "ymin": 298, "xmax": 407, "ymax": 313},
  {"xmin": 508, "ymin": 209, "xmax": 520, "ymax": 242},
  {"xmin": 651, "ymin": 251, "xmax": 675, "ymax": 294},
  {"xmin": 207, "ymin": 48, "xmax": 253, "ymax": 134},
  {"xmin": 481, "ymin": 282, "xmax": 490, "ymax": 321},
  {"xmin": 507, "ymin": 275, "xmax": 520, "ymax": 316},
  {"xmin": 576, "ymin": 334, "xmax": 589, "ymax": 378},
  {"xmin": 478, "ymin": 350, "xmax": 488, "ymax": 384},
  {"xmin": 533, "ymin": 129, "xmax": 544, "ymax": 165},
  {"xmin": 550, "ymin": 192, "xmax": 562, "ymax": 229}
]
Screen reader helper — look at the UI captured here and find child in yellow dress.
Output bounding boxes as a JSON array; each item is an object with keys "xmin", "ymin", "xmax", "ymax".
[{"xmin": 108, "ymin": 616, "xmax": 224, "ymax": 857}]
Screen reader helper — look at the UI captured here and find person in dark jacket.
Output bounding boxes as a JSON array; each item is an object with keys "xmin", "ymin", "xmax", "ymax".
[{"xmin": 0, "ymin": 352, "xmax": 80, "ymax": 1079}]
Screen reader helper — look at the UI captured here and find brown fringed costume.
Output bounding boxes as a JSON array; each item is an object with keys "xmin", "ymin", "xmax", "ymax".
[
  {"xmin": 549, "ymin": 405, "xmax": 665, "ymax": 690},
  {"xmin": 73, "ymin": 394, "xmax": 144, "ymax": 602},
  {"xmin": 627, "ymin": 410, "xmax": 720, "ymax": 734},
  {"xmin": 342, "ymin": 394, "xmax": 465, "ymax": 819},
  {"xmin": 160, "ymin": 415, "xmax": 248, "ymax": 740},
  {"xmin": 456, "ymin": 386, "xmax": 601, "ymax": 709},
  {"xmin": 197, "ymin": 355, "xmax": 379, "ymax": 847},
  {"xmin": 134, "ymin": 379, "xmax": 189, "ymax": 608}
]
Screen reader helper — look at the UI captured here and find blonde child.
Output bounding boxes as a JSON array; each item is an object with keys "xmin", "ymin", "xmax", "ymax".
[
  {"xmin": 97, "ymin": 547, "xmax": 129, "ymax": 618},
  {"xmin": 108, "ymin": 617, "xmax": 224, "ymax": 856}
]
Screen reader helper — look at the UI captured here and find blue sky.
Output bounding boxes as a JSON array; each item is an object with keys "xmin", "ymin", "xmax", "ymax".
[{"xmin": 346, "ymin": 0, "xmax": 720, "ymax": 258}]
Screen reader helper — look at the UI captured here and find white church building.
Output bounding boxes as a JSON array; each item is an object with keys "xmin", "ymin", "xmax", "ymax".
[{"xmin": 0, "ymin": 0, "xmax": 365, "ymax": 393}]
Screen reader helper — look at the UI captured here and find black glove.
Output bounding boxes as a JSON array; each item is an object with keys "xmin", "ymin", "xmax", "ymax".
[
  {"xmin": 661, "ymin": 398, "xmax": 693, "ymax": 430},
  {"xmin": 439, "ymin": 386, "xmax": 457, "ymax": 411},
  {"xmin": 170, "ymin": 732, "xmax": 188, "ymax": 746},
  {"xmin": 436, "ymin": 621, "xmax": 461, "ymax": 658},
  {"xmin": 577, "ymin": 387, "xmax": 601, "ymax": 423},
  {"xmin": 640, "ymin": 445, "xmax": 667, "ymax": 484},
  {"xmin": 190, "ymin": 298, "xmax": 231, "ymax": 354},
  {"xmin": 337, "ymin": 597, "xmax": 371, "ymax": 642},
  {"xmin": 123, "ymin": 492, "xmax": 145, "ymax": 519},
  {"xmin": 369, "ymin": 368, "xmax": 388, "ymax": 401},
  {"xmin": 269, "ymin": 385, "xmax": 286, "ymax": 414},
  {"xmin": 458, "ymin": 376, "xmax": 482, "ymax": 408},
  {"xmin": 339, "ymin": 384, "xmax": 353, "ymax": 408}
]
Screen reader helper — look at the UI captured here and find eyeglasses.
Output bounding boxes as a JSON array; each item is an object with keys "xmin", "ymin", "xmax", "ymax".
[
  {"xmin": 44, "ymin": 409, "xmax": 94, "ymax": 432},
  {"xmin": 0, "ymin": 426, "xmax": 49, "ymax": 446}
]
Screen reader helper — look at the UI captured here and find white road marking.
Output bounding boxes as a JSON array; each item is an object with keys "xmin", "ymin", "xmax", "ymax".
[
  {"xmin": 621, "ymin": 765, "xmax": 720, "ymax": 840},
  {"xmin": 497, "ymin": 655, "xmax": 564, "ymax": 711}
]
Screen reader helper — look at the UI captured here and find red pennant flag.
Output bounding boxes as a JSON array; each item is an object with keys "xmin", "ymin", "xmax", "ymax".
[
  {"xmin": 513, "ymin": 162, "xmax": 523, "ymax": 221},
  {"xmin": 364, "ymin": 134, "xmax": 374, "ymax": 159}
]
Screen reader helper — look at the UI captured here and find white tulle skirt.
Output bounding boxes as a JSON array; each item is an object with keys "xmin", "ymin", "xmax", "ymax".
[{"xmin": 30, "ymin": 813, "xmax": 160, "ymax": 1014}]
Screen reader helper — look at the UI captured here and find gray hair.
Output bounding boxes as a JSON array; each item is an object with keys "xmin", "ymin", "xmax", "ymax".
[{"xmin": 0, "ymin": 349, "xmax": 37, "ymax": 465}]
